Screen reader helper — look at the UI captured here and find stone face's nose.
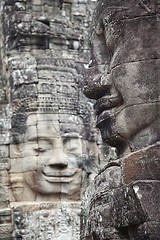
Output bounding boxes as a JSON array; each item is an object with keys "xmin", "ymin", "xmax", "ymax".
[
  {"xmin": 83, "ymin": 64, "xmax": 113, "ymax": 100},
  {"xmin": 48, "ymin": 149, "xmax": 68, "ymax": 169},
  {"xmin": 83, "ymin": 27, "xmax": 113, "ymax": 100}
]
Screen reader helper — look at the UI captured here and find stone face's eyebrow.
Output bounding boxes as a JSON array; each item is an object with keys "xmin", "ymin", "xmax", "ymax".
[
  {"xmin": 27, "ymin": 136, "xmax": 37, "ymax": 141},
  {"xmin": 61, "ymin": 132, "xmax": 80, "ymax": 138},
  {"xmin": 27, "ymin": 136, "xmax": 53, "ymax": 142}
]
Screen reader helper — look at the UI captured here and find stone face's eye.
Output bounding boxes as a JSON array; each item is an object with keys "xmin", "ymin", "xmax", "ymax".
[
  {"xmin": 34, "ymin": 147, "xmax": 46, "ymax": 153},
  {"xmin": 63, "ymin": 137, "xmax": 82, "ymax": 154},
  {"xmin": 33, "ymin": 138, "xmax": 52, "ymax": 153}
]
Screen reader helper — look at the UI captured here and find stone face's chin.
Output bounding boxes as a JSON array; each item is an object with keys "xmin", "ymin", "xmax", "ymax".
[
  {"xmin": 96, "ymin": 101, "xmax": 160, "ymax": 153},
  {"xmin": 23, "ymin": 169, "xmax": 82, "ymax": 196},
  {"xmin": 98, "ymin": 120, "xmax": 126, "ymax": 151}
]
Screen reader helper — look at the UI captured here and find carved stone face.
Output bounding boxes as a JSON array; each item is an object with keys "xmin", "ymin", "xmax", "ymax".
[
  {"xmin": 83, "ymin": 0, "xmax": 160, "ymax": 152},
  {"xmin": 17, "ymin": 113, "xmax": 85, "ymax": 197}
]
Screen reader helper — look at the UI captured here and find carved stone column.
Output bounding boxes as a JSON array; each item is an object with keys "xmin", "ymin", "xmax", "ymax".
[{"xmin": 0, "ymin": 0, "xmax": 98, "ymax": 239}]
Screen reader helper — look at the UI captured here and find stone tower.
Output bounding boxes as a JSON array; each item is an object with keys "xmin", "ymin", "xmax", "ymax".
[{"xmin": 0, "ymin": 0, "xmax": 98, "ymax": 239}]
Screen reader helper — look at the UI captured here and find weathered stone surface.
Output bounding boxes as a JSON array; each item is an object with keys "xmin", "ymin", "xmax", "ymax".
[
  {"xmin": 81, "ymin": 0, "xmax": 160, "ymax": 239},
  {"xmin": 0, "ymin": 209, "xmax": 12, "ymax": 225},
  {"xmin": 1, "ymin": 0, "xmax": 98, "ymax": 239},
  {"xmin": 12, "ymin": 202, "xmax": 81, "ymax": 240},
  {"xmin": 83, "ymin": 0, "xmax": 160, "ymax": 151},
  {"xmin": 0, "ymin": 185, "xmax": 9, "ymax": 208},
  {"xmin": 0, "ymin": 224, "xmax": 13, "ymax": 240},
  {"xmin": 131, "ymin": 221, "xmax": 160, "ymax": 240},
  {"xmin": 81, "ymin": 175, "xmax": 147, "ymax": 239},
  {"xmin": 0, "ymin": 171, "xmax": 10, "ymax": 186},
  {"xmin": 132, "ymin": 181, "xmax": 160, "ymax": 222},
  {"xmin": 123, "ymin": 144, "xmax": 160, "ymax": 184}
]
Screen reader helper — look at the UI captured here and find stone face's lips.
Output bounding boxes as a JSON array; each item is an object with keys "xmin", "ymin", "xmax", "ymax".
[
  {"xmin": 95, "ymin": 94, "xmax": 122, "ymax": 127},
  {"xmin": 42, "ymin": 169, "xmax": 77, "ymax": 183},
  {"xmin": 94, "ymin": 94, "xmax": 123, "ymax": 116},
  {"xmin": 96, "ymin": 109, "xmax": 114, "ymax": 127},
  {"xmin": 43, "ymin": 175, "xmax": 73, "ymax": 183}
]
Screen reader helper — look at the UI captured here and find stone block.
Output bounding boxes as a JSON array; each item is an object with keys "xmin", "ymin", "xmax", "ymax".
[
  {"xmin": 10, "ymin": 186, "xmax": 36, "ymax": 202},
  {"xmin": 0, "ymin": 145, "xmax": 9, "ymax": 158},
  {"xmin": 18, "ymin": 157, "xmax": 38, "ymax": 172},
  {"xmin": 0, "ymin": 158, "xmax": 10, "ymax": 171},
  {"xmin": 9, "ymin": 145, "xmax": 21, "ymax": 159},
  {"xmin": 81, "ymin": 168, "xmax": 128, "ymax": 240},
  {"xmin": 9, "ymin": 158, "xmax": 23, "ymax": 173},
  {"xmin": 0, "ymin": 133, "xmax": 10, "ymax": 145},
  {"xmin": 25, "ymin": 113, "xmax": 37, "ymax": 126},
  {"xmin": 131, "ymin": 221, "xmax": 160, "ymax": 240},
  {"xmin": 0, "ymin": 224, "xmax": 13, "ymax": 239},
  {"xmin": 132, "ymin": 181, "xmax": 160, "ymax": 222},
  {"xmin": 18, "ymin": 142, "xmax": 39, "ymax": 158},
  {"xmin": 0, "ymin": 185, "xmax": 9, "ymax": 200},
  {"xmin": 0, "ymin": 171, "xmax": 10, "ymax": 186},
  {"xmin": 0, "ymin": 185, "xmax": 9, "ymax": 208},
  {"xmin": 123, "ymin": 144, "xmax": 160, "ymax": 184},
  {"xmin": 15, "ymin": 2, "xmax": 26, "ymax": 11},
  {"xmin": 64, "ymin": 0, "xmax": 74, "ymax": 3},
  {"xmin": 37, "ymin": 69, "xmax": 53, "ymax": 79},
  {"xmin": 25, "ymin": 125, "xmax": 37, "ymax": 140},
  {"xmin": 72, "ymin": 3, "xmax": 86, "ymax": 17},
  {"xmin": 112, "ymin": 186, "xmax": 146, "ymax": 229},
  {"xmin": 37, "ymin": 113, "xmax": 59, "ymax": 121},
  {"xmin": 8, "ymin": 56, "xmax": 38, "ymax": 86},
  {"xmin": 32, "ymin": 0, "xmax": 42, "ymax": 5},
  {"xmin": 32, "ymin": 5, "xmax": 42, "ymax": 12},
  {"xmin": 94, "ymin": 166, "xmax": 122, "ymax": 195},
  {"xmin": 0, "ymin": 209, "xmax": 11, "ymax": 225}
]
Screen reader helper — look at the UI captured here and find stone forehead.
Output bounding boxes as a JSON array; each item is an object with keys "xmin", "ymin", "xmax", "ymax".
[
  {"xmin": 97, "ymin": 0, "xmax": 160, "ymax": 7},
  {"xmin": 95, "ymin": 0, "xmax": 160, "ymax": 20},
  {"xmin": 27, "ymin": 113, "xmax": 82, "ymax": 123},
  {"xmin": 26, "ymin": 113, "xmax": 84, "ymax": 134}
]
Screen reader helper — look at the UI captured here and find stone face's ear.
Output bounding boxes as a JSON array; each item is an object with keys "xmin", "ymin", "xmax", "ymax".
[{"xmin": 9, "ymin": 144, "xmax": 24, "ymax": 174}]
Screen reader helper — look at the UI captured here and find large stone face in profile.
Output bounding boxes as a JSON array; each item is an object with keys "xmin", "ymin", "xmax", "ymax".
[
  {"xmin": 81, "ymin": 0, "xmax": 160, "ymax": 239},
  {"xmin": 0, "ymin": 0, "xmax": 98, "ymax": 239},
  {"xmin": 83, "ymin": 0, "xmax": 160, "ymax": 153}
]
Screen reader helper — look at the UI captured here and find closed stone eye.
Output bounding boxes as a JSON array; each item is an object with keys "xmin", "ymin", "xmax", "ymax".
[{"xmin": 34, "ymin": 147, "xmax": 46, "ymax": 153}]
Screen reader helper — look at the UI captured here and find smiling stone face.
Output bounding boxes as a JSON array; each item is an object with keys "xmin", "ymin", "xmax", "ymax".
[
  {"xmin": 83, "ymin": 0, "xmax": 160, "ymax": 154},
  {"xmin": 21, "ymin": 113, "xmax": 83, "ymax": 196},
  {"xmin": 10, "ymin": 112, "xmax": 98, "ymax": 201}
]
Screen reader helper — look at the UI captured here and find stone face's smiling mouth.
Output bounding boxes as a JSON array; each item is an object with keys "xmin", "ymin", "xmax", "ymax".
[
  {"xmin": 42, "ymin": 169, "xmax": 77, "ymax": 183},
  {"xmin": 94, "ymin": 94, "xmax": 123, "ymax": 115},
  {"xmin": 95, "ymin": 94, "xmax": 123, "ymax": 126}
]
